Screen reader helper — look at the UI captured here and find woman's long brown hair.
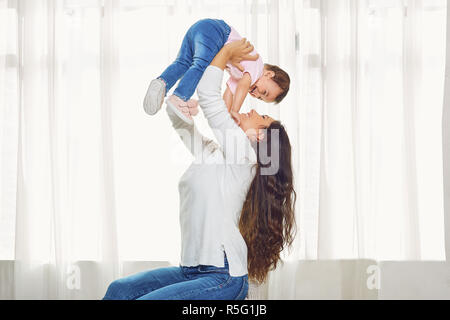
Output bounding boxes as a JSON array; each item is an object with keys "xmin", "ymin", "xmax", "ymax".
[{"xmin": 239, "ymin": 121, "xmax": 297, "ymax": 284}]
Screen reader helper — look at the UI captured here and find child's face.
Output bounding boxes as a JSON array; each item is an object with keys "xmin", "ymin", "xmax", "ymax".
[{"xmin": 248, "ymin": 69, "xmax": 282, "ymax": 103}]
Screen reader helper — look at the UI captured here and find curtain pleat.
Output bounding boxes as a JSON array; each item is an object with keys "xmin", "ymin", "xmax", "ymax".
[{"xmin": 443, "ymin": 0, "xmax": 450, "ymax": 261}]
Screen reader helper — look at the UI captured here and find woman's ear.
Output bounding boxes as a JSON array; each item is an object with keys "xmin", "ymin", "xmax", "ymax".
[
  {"xmin": 245, "ymin": 128, "xmax": 265, "ymax": 142},
  {"xmin": 257, "ymin": 132, "xmax": 265, "ymax": 142},
  {"xmin": 245, "ymin": 128, "xmax": 259, "ymax": 142}
]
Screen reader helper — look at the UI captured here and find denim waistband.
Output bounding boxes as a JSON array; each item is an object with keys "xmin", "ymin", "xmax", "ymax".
[{"xmin": 181, "ymin": 251, "xmax": 229, "ymax": 274}]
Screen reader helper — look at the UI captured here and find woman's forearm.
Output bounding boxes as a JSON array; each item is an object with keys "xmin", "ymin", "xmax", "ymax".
[
  {"xmin": 210, "ymin": 46, "xmax": 231, "ymax": 71},
  {"xmin": 223, "ymin": 86, "xmax": 233, "ymax": 111}
]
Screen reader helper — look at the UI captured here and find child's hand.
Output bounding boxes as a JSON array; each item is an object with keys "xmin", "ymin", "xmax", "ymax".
[
  {"xmin": 225, "ymin": 39, "xmax": 259, "ymax": 72},
  {"xmin": 230, "ymin": 110, "xmax": 241, "ymax": 125}
]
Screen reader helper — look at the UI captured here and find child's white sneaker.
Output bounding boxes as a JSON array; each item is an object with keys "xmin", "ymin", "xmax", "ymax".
[
  {"xmin": 143, "ymin": 79, "xmax": 166, "ymax": 115},
  {"xmin": 166, "ymin": 95, "xmax": 193, "ymax": 125}
]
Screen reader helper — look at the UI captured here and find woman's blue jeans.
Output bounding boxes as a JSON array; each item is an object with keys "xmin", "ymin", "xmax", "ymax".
[
  {"xmin": 103, "ymin": 252, "xmax": 249, "ymax": 300},
  {"xmin": 158, "ymin": 19, "xmax": 231, "ymax": 101}
]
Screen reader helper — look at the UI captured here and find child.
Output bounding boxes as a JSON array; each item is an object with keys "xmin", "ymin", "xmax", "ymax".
[{"xmin": 143, "ymin": 19, "xmax": 290, "ymax": 124}]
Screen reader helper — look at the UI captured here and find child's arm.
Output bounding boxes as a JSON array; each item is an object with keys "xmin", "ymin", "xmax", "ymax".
[
  {"xmin": 229, "ymin": 73, "xmax": 252, "ymax": 124},
  {"xmin": 223, "ymin": 86, "xmax": 233, "ymax": 111}
]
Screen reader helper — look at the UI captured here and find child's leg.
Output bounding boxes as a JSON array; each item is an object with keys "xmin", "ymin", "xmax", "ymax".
[
  {"xmin": 158, "ymin": 35, "xmax": 193, "ymax": 93},
  {"xmin": 173, "ymin": 44, "xmax": 216, "ymax": 101},
  {"xmin": 173, "ymin": 19, "xmax": 229, "ymax": 101},
  {"xmin": 144, "ymin": 29, "xmax": 195, "ymax": 116}
]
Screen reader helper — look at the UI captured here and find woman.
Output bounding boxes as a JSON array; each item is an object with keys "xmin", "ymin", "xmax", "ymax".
[{"xmin": 103, "ymin": 40, "xmax": 296, "ymax": 300}]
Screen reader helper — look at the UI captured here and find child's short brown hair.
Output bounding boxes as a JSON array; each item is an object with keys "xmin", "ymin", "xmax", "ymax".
[{"xmin": 264, "ymin": 64, "xmax": 290, "ymax": 104}]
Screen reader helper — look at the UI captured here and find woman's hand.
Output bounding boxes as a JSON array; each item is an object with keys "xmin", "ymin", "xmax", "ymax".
[
  {"xmin": 230, "ymin": 110, "xmax": 241, "ymax": 125},
  {"xmin": 211, "ymin": 38, "xmax": 259, "ymax": 71},
  {"xmin": 224, "ymin": 38, "xmax": 259, "ymax": 72}
]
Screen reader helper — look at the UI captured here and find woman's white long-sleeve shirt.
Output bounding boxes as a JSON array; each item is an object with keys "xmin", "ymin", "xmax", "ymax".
[{"xmin": 166, "ymin": 66, "xmax": 257, "ymax": 277}]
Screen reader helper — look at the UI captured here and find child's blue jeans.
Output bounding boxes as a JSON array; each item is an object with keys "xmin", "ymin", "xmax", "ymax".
[
  {"xmin": 102, "ymin": 252, "xmax": 249, "ymax": 300},
  {"xmin": 158, "ymin": 19, "xmax": 231, "ymax": 101}
]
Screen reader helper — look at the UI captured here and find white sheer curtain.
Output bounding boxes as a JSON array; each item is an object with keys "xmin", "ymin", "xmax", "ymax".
[
  {"xmin": 269, "ymin": 0, "xmax": 447, "ymax": 299},
  {"xmin": 443, "ymin": 0, "xmax": 450, "ymax": 264},
  {"xmin": 0, "ymin": 0, "xmax": 447, "ymax": 299},
  {"xmin": 1, "ymin": 0, "xmax": 120, "ymax": 299},
  {"xmin": 290, "ymin": 0, "xmax": 446, "ymax": 262}
]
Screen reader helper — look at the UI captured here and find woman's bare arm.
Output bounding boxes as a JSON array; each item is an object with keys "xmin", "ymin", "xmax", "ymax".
[{"xmin": 223, "ymin": 86, "xmax": 233, "ymax": 111}]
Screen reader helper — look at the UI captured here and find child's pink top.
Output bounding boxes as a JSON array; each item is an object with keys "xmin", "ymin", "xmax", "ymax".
[{"xmin": 225, "ymin": 27, "xmax": 264, "ymax": 95}]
